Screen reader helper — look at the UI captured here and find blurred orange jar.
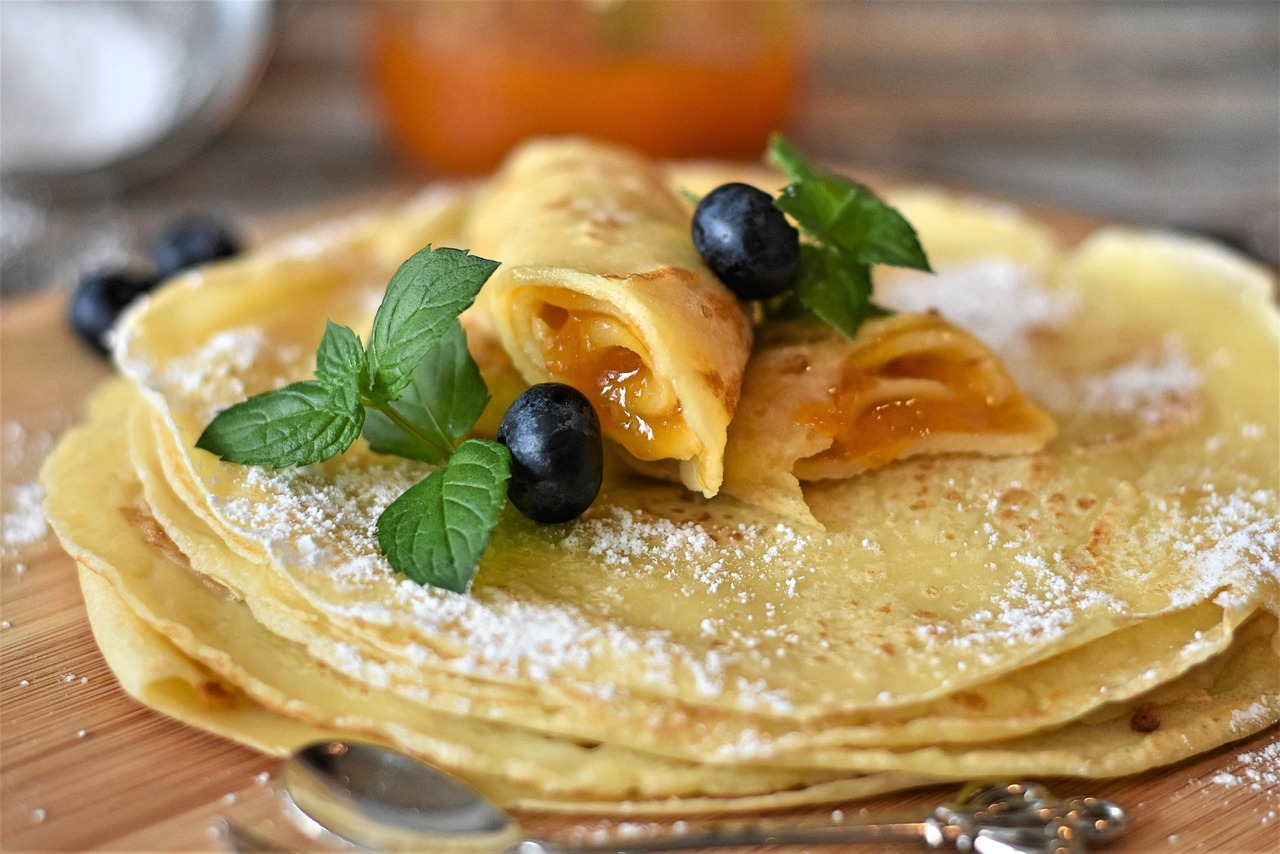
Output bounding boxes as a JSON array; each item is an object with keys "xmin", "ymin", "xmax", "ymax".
[{"xmin": 369, "ymin": 0, "xmax": 806, "ymax": 174}]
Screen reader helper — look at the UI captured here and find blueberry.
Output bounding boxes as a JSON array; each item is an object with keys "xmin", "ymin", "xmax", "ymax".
[
  {"xmin": 692, "ymin": 182, "xmax": 800, "ymax": 300},
  {"xmin": 69, "ymin": 268, "xmax": 159, "ymax": 356},
  {"xmin": 153, "ymin": 217, "xmax": 241, "ymax": 279},
  {"xmin": 497, "ymin": 383, "xmax": 603, "ymax": 524}
]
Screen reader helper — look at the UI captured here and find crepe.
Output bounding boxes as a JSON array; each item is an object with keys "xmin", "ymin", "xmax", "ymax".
[
  {"xmin": 43, "ymin": 141, "xmax": 1280, "ymax": 814},
  {"xmin": 466, "ymin": 138, "xmax": 753, "ymax": 497},
  {"xmin": 723, "ymin": 313, "xmax": 1057, "ymax": 526},
  {"xmin": 125, "ymin": 389, "xmax": 1259, "ymax": 759},
  {"xmin": 49, "ymin": 380, "xmax": 1280, "ymax": 809}
]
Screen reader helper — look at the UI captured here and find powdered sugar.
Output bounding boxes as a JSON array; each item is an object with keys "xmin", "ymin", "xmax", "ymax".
[
  {"xmin": 2, "ymin": 483, "xmax": 46, "ymax": 550},
  {"xmin": 217, "ymin": 459, "xmax": 423, "ymax": 583},
  {"xmin": 1157, "ymin": 488, "xmax": 1279, "ymax": 611},
  {"xmin": 2, "ymin": 481, "xmax": 48, "ymax": 573},
  {"xmin": 560, "ymin": 506, "xmax": 720, "ymax": 570},
  {"xmin": 1081, "ymin": 334, "xmax": 1201, "ymax": 424},
  {"xmin": 2, "ymin": 419, "xmax": 62, "ymax": 572},
  {"xmin": 151, "ymin": 327, "xmax": 303, "ymax": 422},
  {"xmin": 559, "ymin": 508, "xmax": 814, "ymax": 601},
  {"xmin": 1197, "ymin": 738, "xmax": 1280, "ymax": 799},
  {"xmin": 879, "ymin": 259, "xmax": 1078, "ymax": 353},
  {"xmin": 945, "ymin": 563, "xmax": 1127, "ymax": 662}
]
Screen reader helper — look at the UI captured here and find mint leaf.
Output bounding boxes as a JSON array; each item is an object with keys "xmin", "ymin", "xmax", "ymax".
[
  {"xmin": 376, "ymin": 439, "xmax": 511, "ymax": 592},
  {"xmin": 794, "ymin": 245, "xmax": 887, "ymax": 339},
  {"xmin": 196, "ymin": 381, "xmax": 364, "ymax": 468},
  {"xmin": 775, "ymin": 176, "xmax": 931, "ymax": 272},
  {"xmin": 364, "ymin": 246, "xmax": 499, "ymax": 403},
  {"xmin": 363, "ymin": 321, "xmax": 489, "ymax": 463},
  {"xmin": 768, "ymin": 135, "xmax": 930, "ymax": 273},
  {"xmin": 315, "ymin": 321, "xmax": 365, "ymax": 410},
  {"xmin": 766, "ymin": 133, "xmax": 821, "ymax": 183}
]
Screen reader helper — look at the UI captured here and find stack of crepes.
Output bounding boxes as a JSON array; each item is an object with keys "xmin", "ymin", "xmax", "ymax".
[{"xmin": 44, "ymin": 139, "xmax": 1280, "ymax": 812}]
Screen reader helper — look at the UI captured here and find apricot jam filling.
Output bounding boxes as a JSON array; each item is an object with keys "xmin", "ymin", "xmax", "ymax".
[
  {"xmin": 796, "ymin": 348, "xmax": 1046, "ymax": 472},
  {"xmin": 534, "ymin": 301, "xmax": 697, "ymax": 461}
]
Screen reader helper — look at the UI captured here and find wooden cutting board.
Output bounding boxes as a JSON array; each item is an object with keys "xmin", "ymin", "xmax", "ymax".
[{"xmin": 3, "ymin": 243, "xmax": 1277, "ymax": 853}]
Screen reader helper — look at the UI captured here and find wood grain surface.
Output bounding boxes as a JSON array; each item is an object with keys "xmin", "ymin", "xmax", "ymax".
[{"xmin": 2, "ymin": 280, "xmax": 1278, "ymax": 849}]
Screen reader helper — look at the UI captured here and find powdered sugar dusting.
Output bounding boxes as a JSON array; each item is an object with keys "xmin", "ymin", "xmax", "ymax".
[
  {"xmin": 2, "ymin": 483, "xmax": 46, "ymax": 549},
  {"xmin": 559, "ymin": 508, "xmax": 814, "ymax": 602},
  {"xmin": 1157, "ymin": 488, "xmax": 1279, "ymax": 612},
  {"xmin": 217, "ymin": 458, "xmax": 424, "ymax": 584},
  {"xmin": 140, "ymin": 326, "xmax": 305, "ymax": 423},
  {"xmin": 205, "ymin": 437, "xmax": 1276, "ymax": 711},
  {"xmin": 1082, "ymin": 334, "xmax": 1201, "ymax": 425},
  {"xmin": 213, "ymin": 461, "xmax": 806, "ymax": 709},
  {"xmin": 561, "ymin": 506, "xmax": 720, "ymax": 569},
  {"xmin": 1196, "ymin": 738, "xmax": 1280, "ymax": 802},
  {"xmin": 945, "ymin": 566, "xmax": 1127, "ymax": 663},
  {"xmin": 879, "ymin": 259, "xmax": 1078, "ymax": 353}
]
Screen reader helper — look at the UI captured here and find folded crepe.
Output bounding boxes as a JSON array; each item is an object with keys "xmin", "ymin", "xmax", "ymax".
[
  {"xmin": 466, "ymin": 138, "xmax": 752, "ymax": 497},
  {"xmin": 724, "ymin": 313, "xmax": 1058, "ymax": 526}
]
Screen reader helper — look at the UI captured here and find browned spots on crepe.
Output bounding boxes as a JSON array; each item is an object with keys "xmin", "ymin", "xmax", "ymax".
[
  {"xmin": 700, "ymin": 369, "xmax": 740, "ymax": 412},
  {"xmin": 602, "ymin": 265, "xmax": 694, "ymax": 283},
  {"xmin": 197, "ymin": 679, "xmax": 239, "ymax": 711},
  {"xmin": 951, "ymin": 691, "xmax": 989, "ymax": 711}
]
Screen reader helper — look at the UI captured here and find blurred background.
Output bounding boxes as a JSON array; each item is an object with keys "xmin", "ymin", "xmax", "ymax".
[{"xmin": 2, "ymin": 0, "xmax": 1277, "ymax": 300}]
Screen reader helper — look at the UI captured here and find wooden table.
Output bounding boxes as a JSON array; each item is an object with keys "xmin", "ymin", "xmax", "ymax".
[{"xmin": 2, "ymin": 286, "xmax": 1278, "ymax": 850}]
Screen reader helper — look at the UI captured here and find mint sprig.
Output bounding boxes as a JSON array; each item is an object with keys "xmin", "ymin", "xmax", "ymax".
[
  {"xmin": 196, "ymin": 246, "xmax": 506, "ymax": 592},
  {"xmin": 766, "ymin": 134, "xmax": 930, "ymax": 339},
  {"xmin": 363, "ymin": 321, "xmax": 490, "ymax": 464},
  {"xmin": 365, "ymin": 246, "xmax": 498, "ymax": 403},
  {"xmin": 376, "ymin": 439, "xmax": 511, "ymax": 593}
]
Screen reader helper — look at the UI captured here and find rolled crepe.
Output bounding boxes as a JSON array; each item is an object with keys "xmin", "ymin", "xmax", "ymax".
[
  {"xmin": 724, "ymin": 313, "xmax": 1057, "ymax": 525},
  {"xmin": 466, "ymin": 138, "xmax": 752, "ymax": 497}
]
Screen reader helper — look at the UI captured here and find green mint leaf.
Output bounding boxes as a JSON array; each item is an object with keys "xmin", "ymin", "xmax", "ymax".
[
  {"xmin": 315, "ymin": 321, "xmax": 365, "ymax": 410},
  {"xmin": 376, "ymin": 439, "xmax": 512, "ymax": 592},
  {"xmin": 793, "ymin": 245, "xmax": 886, "ymax": 340},
  {"xmin": 364, "ymin": 246, "xmax": 499, "ymax": 403},
  {"xmin": 363, "ymin": 321, "xmax": 489, "ymax": 463},
  {"xmin": 768, "ymin": 134, "xmax": 931, "ymax": 273},
  {"xmin": 766, "ymin": 133, "xmax": 820, "ymax": 183},
  {"xmin": 195, "ymin": 381, "xmax": 364, "ymax": 468}
]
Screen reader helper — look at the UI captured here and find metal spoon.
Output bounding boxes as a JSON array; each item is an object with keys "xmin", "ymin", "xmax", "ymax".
[{"xmin": 275, "ymin": 739, "xmax": 1129, "ymax": 854}]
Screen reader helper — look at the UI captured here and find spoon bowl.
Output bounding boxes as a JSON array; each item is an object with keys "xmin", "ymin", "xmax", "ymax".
[{"xmin": 283, "ymin": 740, "xmax": 523, "ymax": 852}]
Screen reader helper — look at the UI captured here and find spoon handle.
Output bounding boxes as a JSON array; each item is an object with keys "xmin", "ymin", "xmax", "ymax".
[
  {"xmin": 510, "ymin": 782, "xmax": 1128, "ymax": 854},
  {"xmin": 515, "ymin": 819, "xmax": 930, "ymax": 852}
]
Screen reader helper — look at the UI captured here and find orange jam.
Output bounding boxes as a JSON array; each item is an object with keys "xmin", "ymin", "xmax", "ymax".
[
  {"xmin": 537, "ymin": 303, "xmax": 695, "ymax": 461},
  {"xmin": 798, "ymin": 352, "xmax": 1043, "ymax": 471},
  {"xmin": 367, "ymin": 1, "xmax": 805, "ymax": 174}
]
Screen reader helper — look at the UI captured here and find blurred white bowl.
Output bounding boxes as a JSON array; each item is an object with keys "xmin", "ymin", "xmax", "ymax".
[{"xmin": 1, "ymin": 0, "xmax": 275, "ymax": 195}]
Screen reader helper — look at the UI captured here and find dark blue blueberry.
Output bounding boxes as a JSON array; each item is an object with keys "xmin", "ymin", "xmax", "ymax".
[
  {"xmin": 69, "ymin": 268, "xmax": 159, "ymax": 356},
  {"xmin": 692, "ymin": 182, "xmax": 800, "ymax": 300},
  {"xmin": 153, "ymin": 217, "xmax": 241, "ymax": 279},
  {"xmin": 497, "ymin": 383, "xmax": 603, "ymax": 524}
]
